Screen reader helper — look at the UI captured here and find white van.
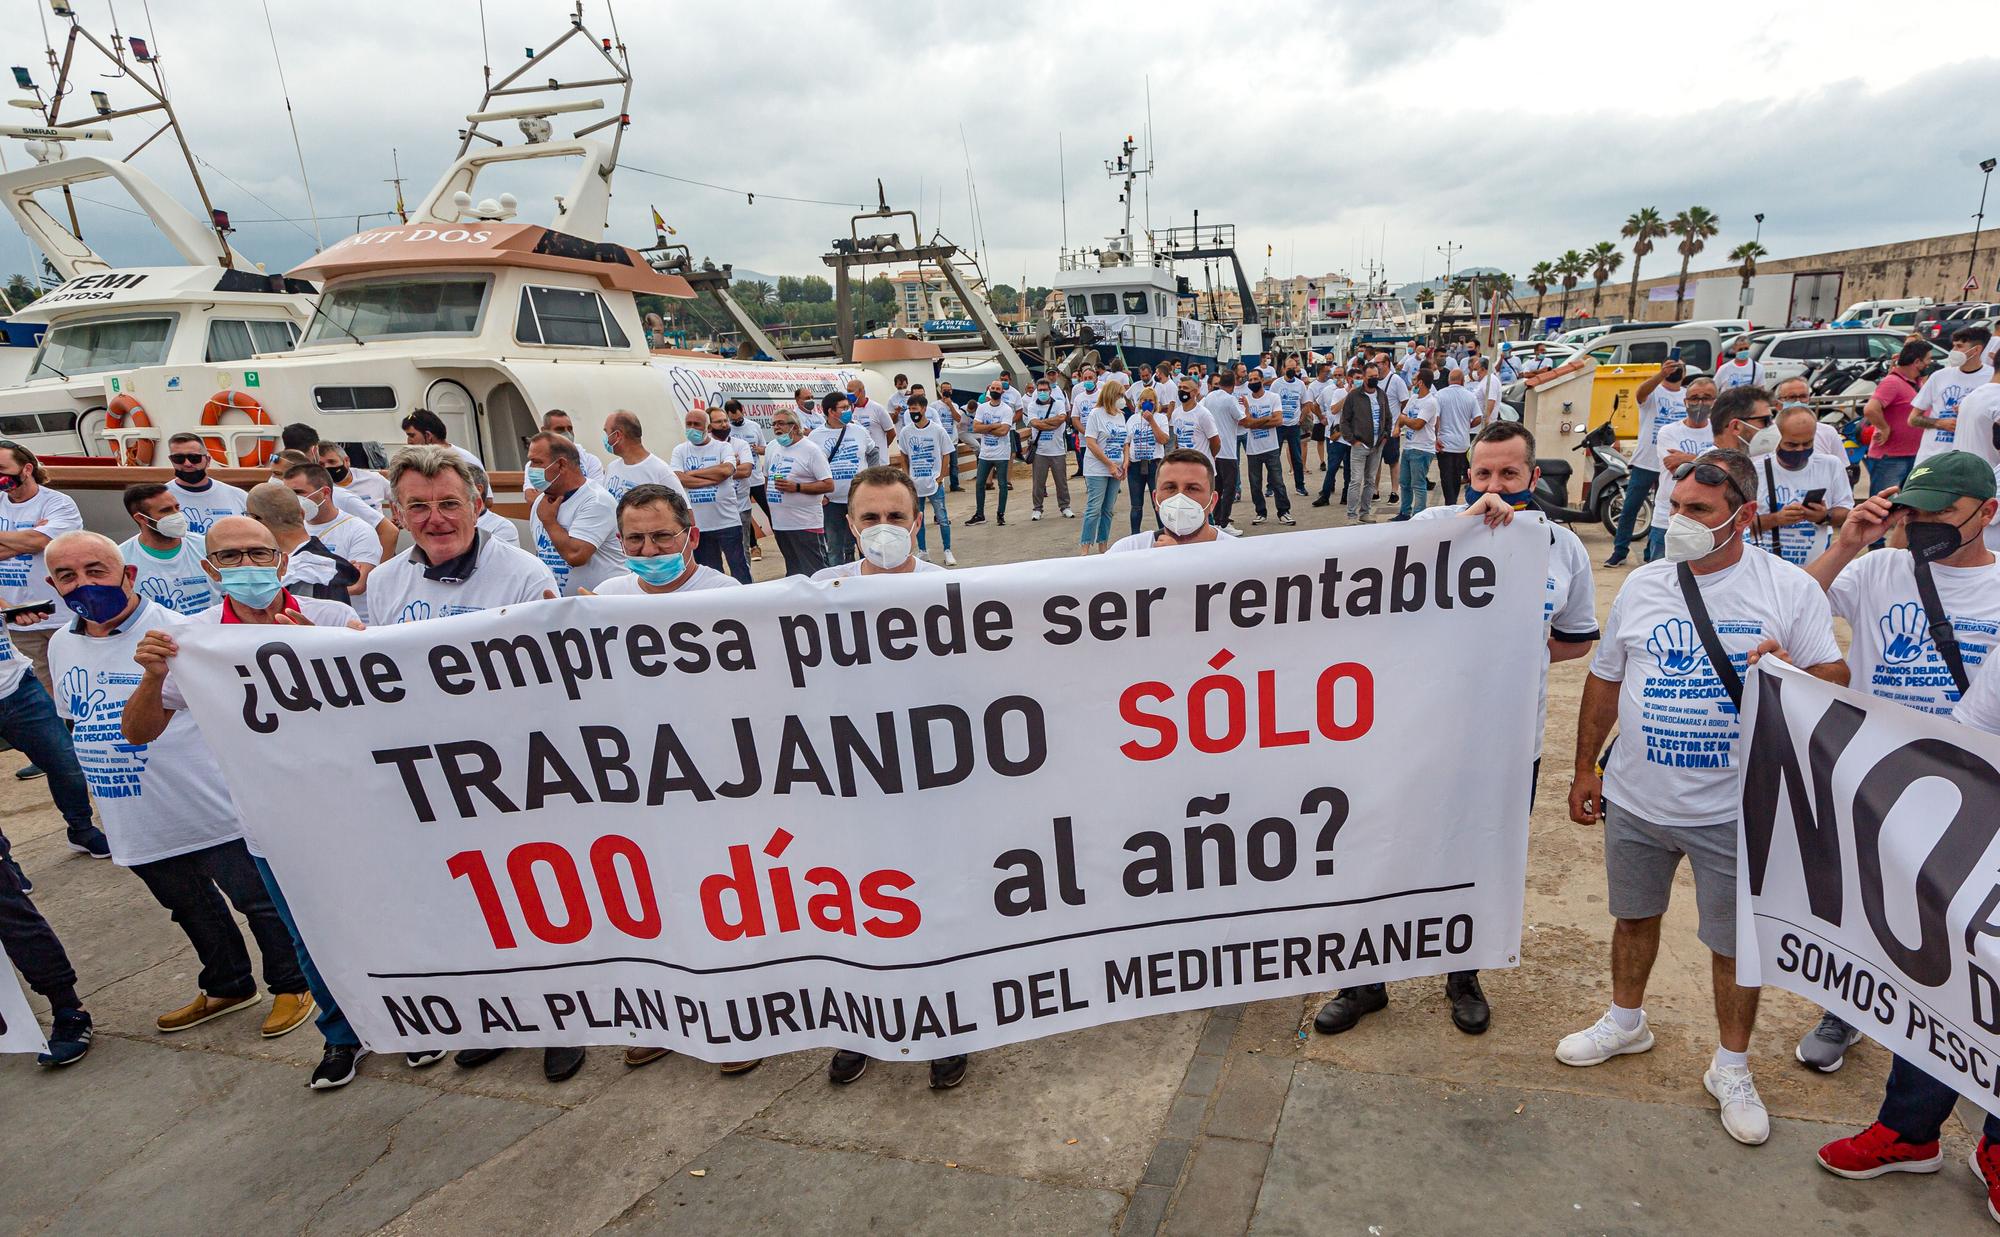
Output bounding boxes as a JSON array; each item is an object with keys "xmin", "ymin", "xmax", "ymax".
[{"xmin": 1835, "ymin": 297, "xmax": 1930, "ymax": 328}]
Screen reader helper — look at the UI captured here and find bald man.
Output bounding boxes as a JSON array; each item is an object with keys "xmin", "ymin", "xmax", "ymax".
[{"xmin": 45, "ymin": 530, "xmax": 312, "ymax": 1039}]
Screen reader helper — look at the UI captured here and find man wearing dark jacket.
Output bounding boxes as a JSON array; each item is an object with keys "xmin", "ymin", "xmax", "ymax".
[{"xmin": 1338, "ymin": 362, "xmax": 1393, "ymax": 524}]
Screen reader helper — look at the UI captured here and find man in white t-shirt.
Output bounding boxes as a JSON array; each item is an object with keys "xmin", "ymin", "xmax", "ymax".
[
  {"xmin": 528, "ymin": 432, "xmax": 624, "ymax": 595},
  {"xmin": 312, "ymin": 442, "xmax": 392, "ymax": 516},
  {"xmin": 1392, "ymin": 370, "xmax": 1440, "ymax": 520},
  {"xmin": 1167, "ymin": 379, "xmax": 1221, "ymax": 464},
  {"xmin": 1768, "ymin": 377, "xmax": 1847, "ymax": 461},
  {"xmin": 1748, "ymin": 404, "xmax": 1853, "ymax": 568},
  {"xmin": 0, "ymin": 442, "xmax": 84, "ymax": 703},
  {"xmin": 1645, "ymin": 378, "xmax": 1718, "ymax": 562},
  {"xmin": 1431, "ymin": 369, "xmax": 1481, "ymax": 507},
  {"xmin": 809, "ymin": 392, "xmax": 888, "ymax": 565},
  {"xmin": 1911, "ymin": 325, "xmax": 1994, "ymax": 461},
  {"xmin": 1713, "ymin": 341, "xmax": 1765, "ymax": 391},
  {"xmin": 1948, "ymin": 366, "xmax": 2000, "ymax": 471},
  {"xmin": 846, "ymin": 378, "xmax": 896, "ymax": 456},
  {"xmin": 1469, "ymin": 358, "xmax": 1504, "ymax": 432},
  {"xmin": 1026, "ymin": 376, "xmax": 1073, "ymax": 520},
  {"xmin": 1124, "ymin": 385, "xmax": 1172, "ymax": 537},
  {"xmin": 119, "ymin": 483, "xmax": 214, "ymax": 615},
  {"xmin": 789, "ymin": 386, "xmax": 827, "ymax": 436},
  {"xmin": 1791, "ymin": 451, "xmax": 2000, "ymax": 1089},
  {"xmin": 519, "ymin": 410, "xmax": 605, "ymax": 494},
  {"xmin": 163, "ymin": 432, "xmax": 248, "ymax": 534},
  {"xmin": 1321, "ymin": 421, "xmax": 1597, "ymax": 1039},
  {"xmin": 896, "ymin": 395, "xmax": 957, "ymax": 566},
  {"xmin": 1105, "ymin": 449, "xmax": 1227, "ymax": 553},
  {"xmin": 599, "ymin": 409, "xmax": 686, "ymax": 501},
  {"xmin": 1607, "ymin": 359, "xmax": 1692, "ymax": 567},
  {"xmin": 1563, "ymin": 448, "xmax": 1845, "ymax": 1148},
  {"xmin": 764, "ymin": 404, "xmax": 834, "ymax": 577},
  {"xmin": 590, "ymin": 483, "xmax": 742, "ymax": 599},
  {"xmin": 1272, "ymin": 361, "xmax": 1310, "ymax": 495},
  {"xmin": 1239, "ymin": 374, "xmax": 1291, "ymax": 525},
  {"xmin": 399, "ymin": 408, "xmax": 487, "ymax": 485},
  {"xmin": 966, "ymin": 384, "xmax": 1019, "ymax": 526},
  {"xmin": 366, "ymin": 447, "xmax": 556, "ymax": 624},
  {"xmin": 44, "ymin": 530, "xmax": 312, "ymax": 1040},
  {"xmin": 723, "ymin": 399, "xmax": 770, "ymax": 565},
  {"xmin": 667, "ymin": 409, "xmax": 753, "ymax": 585},
  {"xmin": 1199, "ymin": 373, "xmax": 1246, "ymax": 530},
  {"xmin": 284, "ymin": 462, "xmax": 383, "ymax": 611}
]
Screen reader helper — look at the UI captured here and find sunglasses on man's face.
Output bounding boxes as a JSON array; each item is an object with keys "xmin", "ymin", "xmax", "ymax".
[{"xmin": 169, "ymin": 453, "xmax": 208, "ymax": 466}]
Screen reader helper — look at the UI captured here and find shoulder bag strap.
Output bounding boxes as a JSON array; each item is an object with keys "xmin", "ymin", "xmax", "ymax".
[
  {"xmin": 1912, "ymin": 556, "xmax": 1972, "ymax": 696},
  {"xmin": 1762, "ymin": 457, "xmax": 1783, "ymax": 555},
  {"xmin": 1676, "ymin": 561, "xmax": 1745, "ymax": 709}
]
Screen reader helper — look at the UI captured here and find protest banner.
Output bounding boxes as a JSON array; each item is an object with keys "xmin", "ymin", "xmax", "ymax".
[
  {"xmin": 1, "ymin": 967, "xmax": 47, "ymax": 1055},
  {"xmin": 1738, "ymin": 662, "xmax": 2000, "ymax": 1116},
  {"xmin": 170, "ymin": 520, "xmax": 1548, "ymax": 1061}
]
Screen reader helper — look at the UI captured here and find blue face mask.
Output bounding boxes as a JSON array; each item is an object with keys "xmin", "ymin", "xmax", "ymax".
[
  {"xmin": 524, "ymin": 465, "xmax": 548, "ymax": 491},
  {"xmin": 775, "ymin": 433, "xmax": 794, "ymax": 448},
  {"xmin": 840, "ymin": 408, "xmax": 853, "ymax": 424},
  {"xmin": 1083, "ymin": 381, "xmax": 1096, "ymax": 391},
  {"xmin": 602, "ymin": 433, "xmax": 618, "ymax": 453},
  {"xmin": 627, "ymin": 553, "xmax": 684, "ymax": 585},
  {"xmin": 685, "ymin": 427, "xmax": 708, "ymax": 446},
  {"xmin": 217, "ymin": 565, "xmax": 283, "ymax": 608},
  {"xmin": 62, "ymin": 582, "xmax": 129, "ymax": 624}
]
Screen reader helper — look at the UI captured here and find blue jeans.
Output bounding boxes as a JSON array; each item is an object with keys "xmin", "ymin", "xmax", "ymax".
[
  {"xmin": 917, "ymin": 488, "xmax": 951, "ymax": 553},
  {"xmin": 1866, "ymin": 454, "xmax": 1914, "ymax": 497},
  {"xmin": 1880, "ymin": 1053, "xmax": 2000, "ymax": 1144},
  {"xmin": 1397, "ymin": 448, "xmax": 1435, "ymax": 517},
  {"xmin": 823, "ymin": 501, "xmax": 854, "ymax": 564},
  {"xmin": 1610, "ymin": 466, "xmax": 1659, "ymax": 561},
  {"xmin": 973, "ymin": 458, "xmax": 1009, "ymax": 519},
  {"xmin": 1082, "ymin": 475, "xmax": 1119, "ymax": 546},
  {"xmin": 1647, "ymin": 526, "xmax": 1665, "ymax": 560},
  {"xmin": 696, "ymin": 524, "xmax": 751, "ymax": 583},
  {"xmin": 253, "ymin": 856, "xmax": 358, "ymax": 1048},
  {"xmin": 1126, "ymin": 459, "xmax": 1158, "ymax": 535},
  {"xmin": 0, "ymin": 675, "xmax": 93, "ymax": 853},
  {"xmin": 1316, "ymin": 440, "xmax": 1352, "ymax": 502}
]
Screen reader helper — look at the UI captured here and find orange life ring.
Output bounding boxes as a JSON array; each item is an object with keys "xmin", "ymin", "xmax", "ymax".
[
  {"xmin": 104, "ymin": 393, "xmax": 156, "ymax": 465},
  {"xmin": 200, "ymin": 389, "xmax": 275, "ymax": 468}
]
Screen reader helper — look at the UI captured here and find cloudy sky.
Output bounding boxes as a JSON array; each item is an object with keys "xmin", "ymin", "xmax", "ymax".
[{"xmin": 6, "ymin": 0, "xmax": 1998, "ymax": 294}]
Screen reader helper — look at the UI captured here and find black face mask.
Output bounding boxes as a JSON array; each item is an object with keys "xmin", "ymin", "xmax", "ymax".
[
  {"xmin": 1775, "ymin": 448, "xmax": 1814, "ymax": 470},
  {"xmin": 327, "ymin": 465, "xmax": 350, "ymax": 483},
  {"xmin": 172, "ymin": 465, "xmax": 208, "ymax": 486},
  {"xmin": 1907, "ymin": 510, "xmax": 1981, "ymax": 563}
]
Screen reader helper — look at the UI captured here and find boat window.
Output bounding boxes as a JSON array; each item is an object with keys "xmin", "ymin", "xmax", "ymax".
[
  {"xmin": 205, "ymin": 319, "xmax": 299, "ymax": 363},
  {"xmin": 1067, "ymin": 294, "xmax": 1088, "ymax": 317},
  {"xmin": 1090, "ymin": 293, "xmax": 1118, "ymax": 315},
  {"xmin": 515, "ymin": 285, "xmax": 631, "ymax": 348},
  {"xmin": 29, "ymin": 314, "xmax": 173, "ymax": 379},
  {"xmin": 1156, "ymin": 294, "xmax": 1167, "ymax": 318},
  {"xmin": 305, "ymin": 278, "xmax": 487, "ymax": 344},
  {"xmin": 1123, "ymin": 292, "xmax": 1148, "ymax": 315},
  {"xmin": 312, "ymin": 385, "xmax": 400, "ymax": 413}
]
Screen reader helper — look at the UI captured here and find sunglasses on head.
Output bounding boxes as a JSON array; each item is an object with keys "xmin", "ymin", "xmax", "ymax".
[{"xmin": 1672, "ymin": 460, "xmax": 1752, "ymax": 508}]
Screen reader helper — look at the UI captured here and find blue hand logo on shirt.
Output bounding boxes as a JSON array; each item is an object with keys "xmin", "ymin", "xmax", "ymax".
[
  {"xmin": 135, "ymin": 576, "xmax": 184, "ymax": 610},
  {"xmin": 183, "ymin": 510, "xmax": 212, "ymax": 533},
  {"xmin": 1647, "ymin": 619, "xmax": 1704, "ymax": 676},
  {"xmin": 60, "ymin": 666, "xmax": 106, "ymax": 721},
  {"xmin": 1879, "ymin": 601, "xmax": 1932, "ymax": 664},
  {"xmin": 398, "ymin": 600, "xmax": 433, "ymax": 625}
]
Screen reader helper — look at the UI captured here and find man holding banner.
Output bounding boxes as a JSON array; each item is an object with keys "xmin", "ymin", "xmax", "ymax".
[{"xmin": 1565, "ymin": 448, "xmax": 1845, "ymax": 1146}]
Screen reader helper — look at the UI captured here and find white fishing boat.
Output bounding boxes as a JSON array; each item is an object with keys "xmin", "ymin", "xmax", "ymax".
[
  {"xmin": 0, "ymin": 10, "xmax": 314, "ymax": 462},
  {"xmin": 85, "ymin": 6, "xmax": 933, "ymax": 479}
]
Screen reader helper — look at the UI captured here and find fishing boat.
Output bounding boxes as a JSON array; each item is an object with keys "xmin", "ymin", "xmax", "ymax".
[
  {"xmin": 0, "ymin": 9, "xmax": 313, "ymax": 462},
  {"xmin": 80, "ymin": 5, "xmax": 931, "ymax": 480}
]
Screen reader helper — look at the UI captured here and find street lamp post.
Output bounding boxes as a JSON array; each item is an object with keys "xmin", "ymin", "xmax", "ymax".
[{"xmin": 1969, "ymin": 159, "xmax": 1998, "ymax": 297}]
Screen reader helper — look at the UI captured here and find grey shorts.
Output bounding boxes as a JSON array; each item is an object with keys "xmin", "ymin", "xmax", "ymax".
[{"xmin": 1603, "ymin": 800, "xmax": 1738, "ymax": 957}]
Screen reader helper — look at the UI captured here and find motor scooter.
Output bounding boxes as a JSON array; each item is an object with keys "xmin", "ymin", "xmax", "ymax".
[{"xmin": 1533, "ymin": 421, "xmax": 1641, "ymax": 535}]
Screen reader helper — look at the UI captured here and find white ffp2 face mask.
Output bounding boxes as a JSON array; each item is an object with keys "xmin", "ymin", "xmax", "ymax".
[
  {"xmin": 1745, "ymin": 425, "xmax": 1780, "ymax": 458},
  {"xmin": 857, "ymin": 523, "xmax": 914, "ymax": 570},
  {"xmin": 1663, "ymin": 505, "xmax": 1745, "ymax": 563},
  {"xmin": 1157, "ymin": 492, "xmax": 1210, "ymax": 537}
]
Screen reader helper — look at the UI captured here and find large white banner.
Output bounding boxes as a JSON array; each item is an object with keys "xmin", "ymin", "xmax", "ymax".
[
  {"xmin": 0, "ymin": 968, "xmax": 46, "ymax": 1055},
  {"xmin": 172, "ymin": 522, "xmax": 1547, "ymax": 1060},
  {"xmin": 1738, "ymin": 662, "xmax": 2000, "ymax": 1116}
]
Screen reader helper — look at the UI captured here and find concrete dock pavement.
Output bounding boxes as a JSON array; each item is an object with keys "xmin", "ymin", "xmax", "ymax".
[{"xmin": 4, "ymin": 459, "xmax": 1998, "ymax": 1234}]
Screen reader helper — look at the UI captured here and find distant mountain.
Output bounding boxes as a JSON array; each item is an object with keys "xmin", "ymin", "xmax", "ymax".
[
  {"xmin": 1392, "ymin": 267, "xmax": 1531, "ymax": 302},
  {"xmin": 727, "ymin": 269, "xmax": 790, "ymax": 287}
]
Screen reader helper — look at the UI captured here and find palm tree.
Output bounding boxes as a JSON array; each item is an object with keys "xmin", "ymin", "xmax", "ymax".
[
  {"xmin": 1528, "ymin": 261, "xmax": 1555, "ymax": 321},
  {"xmin": 1729, "ymin": 240, "xmax": 1769, "ymax": 313},
  {"xmin": 1555, "ymin": 250, "xmax": 1589, "ymax": 321},
  {"xmin": 1620, "ymin": 207, "xmax": 1667, "ymax": 321},
  {"xmin": 1586, "ymin": 242, "xmax": 1624, "ymax": 317},
  {"xmin": 1669, "ymin": 206, "xmax": 1721, "ymax": 321}
]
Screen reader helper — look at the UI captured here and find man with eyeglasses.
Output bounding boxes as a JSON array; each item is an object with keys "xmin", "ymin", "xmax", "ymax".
[
  {"xmin": 163, "ymin": 432, "xmax": 247, "ymax": 534},
  {"xmin": 1563, "ymin": 447, "xmax": 1845, "ymax": 1148},
  {"xmin": 1769, "ymin": 376, "xmax": 1846, "ymax": 461},
  {"xmin": 763, "ymin": 405, "xmax": 834, "ymax": 577},
  {"xmin": 365, "ymin": 447, "xmax": 556, "ymax": 624},
  {"xmin": 586, "ymin": 484, "xmax": 739, "ymax": 598}
]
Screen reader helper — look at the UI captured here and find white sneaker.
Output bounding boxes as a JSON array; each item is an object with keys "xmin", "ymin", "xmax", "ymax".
[
  {"xmin": 1061, "ymin": 507, "xmax": 1074, "ymax": 518},
  {"xmin": 1555, "ymin": 1011, "xmax": 1655, "ymax": 1066},
  {"xmin": 1704, "ymin": 1063, "xmax": 1770, "ymax": 1145},
  {"xmin": 1222, "ymin": 526, "xmax": 1243, "ymax": 537},
  {"xmin": 1031, "ymin": 510, "xmax": 1043, "ymax": 520},
  {"xmin": 944, "ymin": 550, "xmax": 957, "ymax": 566}
]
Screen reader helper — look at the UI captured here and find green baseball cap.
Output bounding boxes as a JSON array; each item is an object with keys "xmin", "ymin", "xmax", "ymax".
[{"xmin": 1892, "ymin": 450, "xmax": 1998, "ymax": 511}]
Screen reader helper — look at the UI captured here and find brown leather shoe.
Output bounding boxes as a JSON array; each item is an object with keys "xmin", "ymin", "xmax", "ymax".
[
  {"xmin": 719, "ymin": 1059, "xmax": 762, "ymax": 1075},
  {"xmin": 624, "ymin": 1046, "xmax": 670, "ymax": 1068},
  {"xmin": 261, "ymin": 991, "xmax": 316, "ymax": 1038},
  {"xmin": 157, "ymin": 992, "xmax": 261, "ymax": 1033}
]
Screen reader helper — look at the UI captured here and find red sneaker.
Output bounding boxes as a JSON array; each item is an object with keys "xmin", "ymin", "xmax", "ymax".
[
  {"xmin": 1970, "ymin": 1137, "xmax": 2000, "ymax": 1223},
  {"xmin": 1816, "ymin": 1122, "xmax": 1943, "ymax": 1179}
]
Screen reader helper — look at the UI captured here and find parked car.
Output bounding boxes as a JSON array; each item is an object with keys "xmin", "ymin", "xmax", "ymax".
[
  {"xmin": 1921, "ymin": 306, "xmax": 1996, "ymax": 346},
  {"xmin": 1582, "ymin": 324, "xmax": 1723, "ymax": 373},
  {"xmin": 1834, "ymin": 297, "xmax": 1932, "ymax": 328},
  {"xmin": 1746, "ymin": 328, "xmax": 1946, "ymax": 386}
]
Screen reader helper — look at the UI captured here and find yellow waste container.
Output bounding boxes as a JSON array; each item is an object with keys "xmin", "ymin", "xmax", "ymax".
[{"xmin": 1591, "ymin": 364, "xmax": 1658, "ymax": 441}]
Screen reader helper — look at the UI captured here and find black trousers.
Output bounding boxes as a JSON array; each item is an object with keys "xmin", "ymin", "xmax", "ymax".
[
  {"xmin": 775, "ymin": 527, "xmax": 828, "ymax": 577},
  {"xmin": 132, "ymin": 839, "xmax": 306, "ymax": 998},
  {"xmin": 1213, "ymin": 457, "xmax": 1240, "ymax": 526},
  {"xmin": 0, "ymin": 838, "xmax": 79, "ymax": 1013},
  {"xmin": 1437, "ymin": 450, "xmax": 1470, "ymax": 507}
]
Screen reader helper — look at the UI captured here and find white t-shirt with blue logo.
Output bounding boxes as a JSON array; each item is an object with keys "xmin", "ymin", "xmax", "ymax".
[
  {"xmin": 765, "ymin": 438, "xmax": 833, "ymax": 531},
  {"xmin": 1628, "ymin": 386, "xmax": 1688, "ymax": 474},
  {"xmin": 1914, "ymin": 363, "xmax": 1995, "ymax": 461},
  {"xmin": 0, "ymin": 486, "xmax": 83, "ymax": 629},
  {"xmin": 365, "ymin": 536, "xmax": 557, "ymax": 626},
  {"xmin": 119, "ymin": 533, "xmax": 214, "ymax": 615},
  {"xmin": 1083, "ymin": 408, "xmax": 1129, "ymax": 478},
  {"xmin": 668, "ymin": 440, "xmax": 748, "ymax": 532},
  {"xmin": 1749, "ymin": 452, "xmax": 1853, "ymax": 567},
  {"xmin": 1592, "ymin": 551, "xmax": 1840, "ymax": 826},
  {"xmin": 1272, "ymin": 377, "xmax": 1307, "ymax": 427},
  {"xmin": 808, "ymin": 424, "xmax": 887, "ymax": 505},
  {"xmin": 1831, "ymin": 548, "xmax": 2000, "ymax": 716},
  {"xmin": 530, "ymin": 480, "xmax": 624, "ymax": 595},
  {"xmin": 605, "ymin": 453, "xmax": 686, "ymax": 501},
  {"xmin": 898, "ymin": 420, "xmax": 956, "ymax": 497},
  {"xmin": 1242, "ymin": 392, "xmax": 1281, "ymax": 456},
  {"xmin": 164, "ymin": 477, "xmax": 247, "ymax": 534}
]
